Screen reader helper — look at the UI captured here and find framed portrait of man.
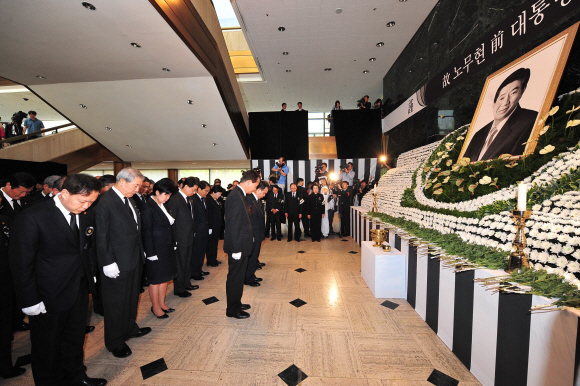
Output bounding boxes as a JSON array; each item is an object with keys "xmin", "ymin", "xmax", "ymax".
[{"xmin": 458, "ymin": 23, "xmax": 578, "ymax": 162}]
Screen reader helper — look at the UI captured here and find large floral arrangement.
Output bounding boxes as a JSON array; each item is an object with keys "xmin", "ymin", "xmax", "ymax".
[{"xmin": 362, "ymin": 89, "xmax": 580, "ymax": 307}]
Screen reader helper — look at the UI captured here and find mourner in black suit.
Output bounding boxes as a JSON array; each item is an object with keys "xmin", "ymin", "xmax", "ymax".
[
  {"xmin": 224, "ymin": 170, "xmax": 260, "ymax": 319},
  {"xmin": 284, "ymin": 184, "xmax": 303, "ymax": 242},
  {"xmin": 337, "ymin": 181, "xmax": 351, "ymax": 237},
  {"xmin": 94, "ymin": 168, "xmax": 151, "ymax": 358},
  {"xmin": 463, "ymin": 68, "xmax": 538, "ymax": 161},
  {"xmin": 266, "ymin": 185, "xmax": 283, "ymax": 240},
  {"xmin": 191, "ymin": 181, "xmax": 211, "ymax": 281},
  {"xmin": 165, "ymin": 177, "xmax": 199, "ymax": 297},
  {"xmin": 245, "ymin": 181, "xmax": 269, "ymax": 286},
  {"xmin": 141, "ymin": 179, "xmax": 178, "ymax": 319},
  {"xmin": 296, "ymin": 178, "xmax": 310, "ymax": 237},
  {"xmin": 306, "ymin": 184, "xmax": 325, "ymax": 242},
  {"xmin": 10, "ymin": 174, "xmax": 107, "ymax": 386},
  {"xmin": 264, "ymin": 177, "xmax": 277, "ymax": 238},
  {"xmin": 206, "ymin": 186, "xmax": 224, "ymax": 267}
]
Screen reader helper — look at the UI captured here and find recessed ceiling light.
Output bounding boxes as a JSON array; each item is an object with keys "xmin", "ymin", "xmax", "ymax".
[
  {"xmin": 386, "ymin": 21, "xmax": 396, "ymax": 27},
  {"xmin": 270, "ymin": 105, "xmax": 274, "ymax": 107},
  {"xmin": 126, "ymin": 145, "xmax": 132, "ymax": 148},
  {"xmin": 162, "ymin": 68, "xmax": 170, "ymax": 72},
  {"xmin": 290, "ymin": 92, "xmax": 294, "ymax": 94},
  {"xmin": 105, "ymin": 127, "xmax": 112, "ymax": 131},
  {"xmin": 82, "ymin": 2, "xmax": 96, "ymax": 11},
  {"xmin": 335, "ymin": 8, "xmax": 342, "ymax": 14},
  {"xmin": 369, "ymin": 58, "xmax": 376, "ymax": 62},
  {"xmin": 376, "ymin": 42, "xmax": 385, "ymax": 47},
  {"xmin": 131, "ymin": 42, "xmax": 141, "ymax": 48},
  {"xmin": 286, "ymin": 70, "xmax": 291, "ymax": 72},
  {"xmin": 36, "ymin": 75, "xmax": 46, "ymax": 79},
  {"xmin": 283, "ymin": 51, "xmax": 289, "ymax": 55},
  {"xmin": 324, "ymin": 68, "xmax": 332, "ymax": 71},
  {"xmin": 187, "ymin": 100, "xmax": 194, "ymax": 105},
  {"xmin": 264, "ymin": 92, "xmax": 268, "ymax": 95},
  {"xmin": 278, "ymin": 27, "xmax": 285, "ymax": 31},
  {"xmin": 79, "ymin": 104, "xmax": 87, "ymax": 108},
  {"xmin": 363, "ymin": 70, "xmax": 369, "ymax": 74},
  {"xmin": 201, "ymin": 124, "xmax": 207, "ymax": 128},
  {"xmin": 399, "ymin": 0, "xmax": 408, "ymax": 2},
  {"xmin": 212, "ymin": 143, "xmax": 218, "ymax": 146}
]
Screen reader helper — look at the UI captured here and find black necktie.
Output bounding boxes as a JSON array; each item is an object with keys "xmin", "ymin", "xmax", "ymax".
[
  {"xmin": 69, "ymin": 212, "xmax": 80, "ymax": 243},
  {"xmin": 187, "ymin": 199, "xmax": 193, "ymax": 218},
  {"xmin": 124, "ymin": 197, "xmax": 136, "ymax": 223},
  {"xmin": 13, "ymin": 200, "xmax": 21, "ymax": 214}
]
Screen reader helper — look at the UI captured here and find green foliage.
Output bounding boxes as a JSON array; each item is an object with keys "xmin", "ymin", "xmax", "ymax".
[{"xmin": 510, "ymin": 268, "xmax": 580, "ymax": 308}]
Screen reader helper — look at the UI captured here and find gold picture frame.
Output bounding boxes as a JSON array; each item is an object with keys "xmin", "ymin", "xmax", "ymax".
[{"xmin": 458, "ymin": 23, "xmax": 579, "ymax": 162}]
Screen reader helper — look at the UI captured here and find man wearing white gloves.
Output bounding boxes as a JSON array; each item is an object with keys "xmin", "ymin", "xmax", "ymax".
[
  {"xmin": 10, "ymin": 174, "xmax": 106, "ymax": 386},
  {"xmin": 94, "ymin": 167, "xmax": 150, "ymax": 358}
]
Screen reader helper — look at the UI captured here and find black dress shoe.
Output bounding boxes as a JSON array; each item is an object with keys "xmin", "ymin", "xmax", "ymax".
[
  {"xmin": 71, "ymin": 377, "xmax": 108, "ymax": 386},
  {"xmin": 175, "ymin": 291, "xmax": 192, "ymax": 297},
  {"xmin": 85, "ymin": 325, "xmax": 95, "ymax": 334},
  {"xmin": 245, "ymin": 281, "xmax": 260, "ymax": 287},
  {"xmin": 296, "ymin": 239, "xmax": 301, "ymax": 242},
  {"xmin": 270, "ymin": 237, "xmax": 276, "ymax": 241},
  {"xmin": 255, "ymin": 278, "xmax": 263, "ymax": 282},
  {"xmin": 151, "ymin": 307, "xmax": 169, "ymax": 319},
  {"xmin": 226, "ymin": 310, "xmax": 250, "ymax": 319},
  {"xmin": 112, "ymin": 343, "xmax": 132, "ymax": 358},
  {"xmin": 185, "ymin": 285, "xmax": 199, "ymax": 290},
  {"xmin": 201, "ymin": 271, "xmax": 210, "ymax": 276},
  {"xmin": 139, "ymin": 287, "xmax": 145, "ymax": 293},
  {"xmin": 216, "ymin": 260, "xmax": 222, "ymax": 265},
  {"xmin": 258, "ymin": 262, "xmax": 266, "ymax": 267},
  {"xmin": 256, "ymin": 265, "xmax": 262, "ymax": 270},
  {"xmin": 287, "ymin": 239, "xmax": 292, "ymax": 242},
  {"xmin": 208, "ymin": 263, "xmax": 219, "ymax": 267},
  {"xmin": 191, "ymin": 275, "xmax": 205, "ymax": 281},
  {"xmin": 162, "ymin": 307, "xmax": 176, "ymax": 313},
  {"xmin": 14, "ymin": 322, "xmax": 29, "ymax": 332},
  {"xmin": 0, "ymin": 367, "xmax": 26, "ymax": 379},
  {"xmin": 241, "ymin": 304, "xmax": 251, "ymax": 310},
  {"xmin": 129, "ymin": 327, "xmax": 152, "ymax": 339}
]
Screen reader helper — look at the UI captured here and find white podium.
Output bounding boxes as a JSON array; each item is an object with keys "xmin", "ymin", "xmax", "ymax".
[{"xmin": 361, "ymin": 241, "xmax": 407, "ymax": 298}]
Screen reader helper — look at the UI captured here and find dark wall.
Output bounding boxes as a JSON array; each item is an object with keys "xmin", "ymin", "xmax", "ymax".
[{"xmin": 383, "ymin": 0, "xmax": 580, "ymax": 166}]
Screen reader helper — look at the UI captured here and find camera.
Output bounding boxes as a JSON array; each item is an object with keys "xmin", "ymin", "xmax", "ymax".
[
  {"xmin": 314, "ymin": 165, "xmax": 323, "ymax": 173},
  {"xmin": 356, "ymin": 98, "xmax": 365, "ymax": 108},
  {"xmin": 12, "ymin": 111, "xmax": 27, "ymax": 125},
  {"xmin": 353, "ymin": 179, "xmax": 361, "ymax": 192},
  {"xmin": 253, "ymin": 167, "xmax": 262, "ymax": 174}
]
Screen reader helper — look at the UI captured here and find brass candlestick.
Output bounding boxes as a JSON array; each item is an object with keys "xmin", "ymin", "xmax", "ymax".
[
  {"xmin": 507, "ymin": 210, "xmax": 531, "ymax": 273},
  {"xmin": 372, "ymin": 193, "xmax": 378, "ymax": 213}
]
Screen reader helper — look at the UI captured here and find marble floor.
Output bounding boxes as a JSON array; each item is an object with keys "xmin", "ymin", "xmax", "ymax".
[{"xmin": 6, "ymin": 235, "xmax": 481, "ymax": 386}]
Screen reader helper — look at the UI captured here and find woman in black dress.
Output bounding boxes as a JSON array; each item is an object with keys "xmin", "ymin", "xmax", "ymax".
[
  {"xmin": 206, "ymin": 185, "xmax": 223, "ymax": 267},
  {"xmin": 141, "ymin": 178, "xmax": 178, "ymax": 318},
  {"xmin": 306, "ymin": 184, "xmax": 325, "ymax": 242}
]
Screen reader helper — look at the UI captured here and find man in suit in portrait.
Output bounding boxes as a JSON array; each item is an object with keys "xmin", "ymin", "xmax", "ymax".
[
  {"xmin": 224, "ymin": 170, "xmax": 260, "ymax": 319},
  {"xmin": 463, "ymin": 68, "xmax": 538, "ymax": 161},
  {"xmin": 165, "ymin": 177, "xmax": 199, "ymax": 297},
  {"xmin": 284, "ymin": 183, "xmax": 303, "ymax": 242},
  {"xmin": 245, "ymin": 181, "xmax": 268, "ymax": 287},
  {"xmin": 10, "ymin": 174, "xmax": 106, "ymax": 386},
  {"xmin": 94, "ymin": 167, "xmax": 151, "ymax": 358},
  {"xmin": 190, "ymin": 181, "xmax": 211, "ymax": 281}
]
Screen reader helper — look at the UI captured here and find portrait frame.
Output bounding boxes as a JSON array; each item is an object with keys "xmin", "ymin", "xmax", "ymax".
[{"xmin": 458, "ymin": 23, "xmax": 579, "ymax": 162}]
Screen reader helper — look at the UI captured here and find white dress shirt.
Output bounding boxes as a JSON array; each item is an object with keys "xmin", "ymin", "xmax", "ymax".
[
  {"xmin": 179, "ymin": 190, "xmax": 193, "ymax": 218},
  {"xmin": 53, "ymin": 194, "xmax": 79, "ymax": 228},
  {"xmin": 477, "ymin": 108, "xmax": 516, "ymax": 160},
  {"xmin": 111, "ymin": 186, "xmax": 137, "ymax": 224},
  {"xmin": 0, "ymin": 187, "xmax": 19, "ymax": 209}
]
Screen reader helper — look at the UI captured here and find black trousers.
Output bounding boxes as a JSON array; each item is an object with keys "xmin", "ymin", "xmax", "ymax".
[
  {"xmin": 191, "ymin": 235, "xmax": 208, "ymax": 276},
  {"xmin": 245, "ymin": 238, "xmax": 262, "ymax": 284},
  {"xmin": 287, "ymin": 214, "xmax": 301, "ymax": 241},
  {"xmin": 340, "ymin": 209, "xmax": 350, "ymax": 236},
  {"xmin": 91, "ymin": 276, "xmax": 104, "ymax": 316},
  {"xmin": 265, "ymin": 213, "xmax": 272, "ymax": 237},
  {"xmin": 310, "ymin": 214, "xmax": 322, "ymax": 241},
  {"xmin": 173, "ymin": 243, "xmax": 193, "ymax": 294},
  {"xmin": 100, "ymin": 264, "xmax": 141, "ymax": 351},
  {"xmin": 29, "ymin": 276, "xmax": 89, "ymax": 386},
  {"xmin": 270, "ymin": 213, "xmax": 282, "ymax": 239},
  {"xmin": 206, "ymin": 230, "xmax": 220, "ymax": 265},
  {"xmin": 301, "ymin": 216, "xmax": 310, "ymax": 236},
  {"xmin": 226, "ymin": 252, "xmax": 249, "ymax": 315},
  {"xmin": 0, "ymin": 264, "xmax": 15, "ymax": 373},
  {"xmin": 327, "ymin": 209, "xmax": 335, "ymax": 233}
]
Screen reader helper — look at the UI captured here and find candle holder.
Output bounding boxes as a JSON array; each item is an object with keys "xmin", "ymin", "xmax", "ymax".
[
  {"xmin": 372, "ymin": 193, "xmax": 378, "ymax": 213},
  {"xmin": 507, "ymin": 209, "xmax": 532, "ymax": 273}
]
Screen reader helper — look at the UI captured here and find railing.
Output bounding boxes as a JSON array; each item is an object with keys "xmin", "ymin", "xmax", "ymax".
[{"xmin": 0, "ymin": 123, "xmax": 76, "ymax": 146}]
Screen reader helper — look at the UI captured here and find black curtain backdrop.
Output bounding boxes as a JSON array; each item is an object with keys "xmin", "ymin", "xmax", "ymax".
[
  {"xmin": 249, "ymin": 111, "xmax": 309, "ymax": 160},
  {"xmin": 0, "ymin": 159, "xmax": 67, "ymax": 183},
  {"xmin": 333, "ymin": 109, "xmax": 382, "ymax": 159}
]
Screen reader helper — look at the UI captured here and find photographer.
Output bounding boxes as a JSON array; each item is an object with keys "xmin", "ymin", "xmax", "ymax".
[
  {"xmin": 271, "ymin": 157, "xmax": 289, "ymax": 192},
  {"xmin": 357, "ymin": 95, "xmax": 371, "ymax": 110},
  {"xmin": 314, "ymin": 163, "xmax": 329, "ymax": 182},
  {"xmin": 340, "ymin": 162, "xmax": 355, "ymax": 186}
]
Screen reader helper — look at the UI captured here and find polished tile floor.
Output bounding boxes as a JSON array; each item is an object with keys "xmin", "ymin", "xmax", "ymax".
[{"xmin": 7, "ymin": 235, "xmax": 481, "ymax": 385}]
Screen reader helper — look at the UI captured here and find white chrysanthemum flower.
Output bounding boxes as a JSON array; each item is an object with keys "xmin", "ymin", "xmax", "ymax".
[
  {"xmin": 557, "ymin": 256, "xmax": 569, "ymax": 268},
  {"xmin": 551, "ymin": 244, "xmax": 563, "ymax": 254},
  {"xmin": 558, "ymin": 234, "xmax": 571, "ymax": 243},
  {"xmin": 562, "ymin": 245, "xmax": 575, "ymax": 255},
  {"xmin": 538, "ymin": 252, "xmax": 549, "ymax": 262},
  {"xmin": 548, "ymin": 254, "xmax": 558, "ymax": 264},
  {"xmin": 543, "ymin": 200, "xmax": 553, "ymax": 206},
  {"xmin": 568, "ymin": 261, "xmax": 580, "ymax": 273},
  {"xmin": 532, "ymin": 204, "xmax": 542, "ymax": 211}
]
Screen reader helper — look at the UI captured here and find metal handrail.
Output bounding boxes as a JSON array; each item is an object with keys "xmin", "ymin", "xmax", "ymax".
[{"xmin": 0, "ymin": 123, "xmax": 76, "ymax": 145}]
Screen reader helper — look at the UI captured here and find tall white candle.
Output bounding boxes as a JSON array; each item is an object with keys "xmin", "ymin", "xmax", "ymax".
[
  {"xmin": 374, "ymin": 185, "xmax": 376, "ymax": 195},
  {"xmin": 517, "ymin": 182, "xmax": 527, "ymax": 211}
]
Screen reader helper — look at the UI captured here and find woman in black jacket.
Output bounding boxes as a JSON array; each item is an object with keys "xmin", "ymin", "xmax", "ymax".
[
  {"xmin": 206, "ymin": 185, "xmax": 223, "ymax": 267},
  {"xmin": 141, "ymin": 178, "xmax": 178, "ymax": 318},
  {"xmin": 306, "ymin": 184, "xmax": 325, "ymax": 242}
]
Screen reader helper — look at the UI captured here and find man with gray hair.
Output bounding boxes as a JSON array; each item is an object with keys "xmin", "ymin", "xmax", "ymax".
[
  {"xmin": 42, "ymin": 175, "xmax": 60, "ymax": 199},
  {"xmin": 94, "ymin": 167, "xmax": 151, "ymax": 358}
]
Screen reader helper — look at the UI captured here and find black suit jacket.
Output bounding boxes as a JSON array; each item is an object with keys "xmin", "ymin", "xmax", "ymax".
[
  {"xmin": 132, "ymin": 193, "xmax": 145, "ymax": 212},
  {"xmin": 207, "ymin": 195, "xmax": 223, "ymax": 234},
  {"xmin": 0, "ymin": 191, "xmax": 22, "ymax": 220},
  {"xmin": 247, "ymin": 194, "xmax": 265, "ymax": 242},
  {"xmin": 9, "ymin": 199, "xmax": 96, "ymax": 312},
  {"xmin": 141, "ymin": 198, "xmax": 175, "ymax": 259},
  {"xmin": 0, "ymin": 215, "xmax": 10, "ymax": 267},
  {"xmin": 306, "ymin": 193, "xmax": 325, "ymax": 216},
  {"xmin": 165, "ymin": 192, "xmax": 194, "ymax": 248},
  {"xmin": 223, "ymin": 186, "xmax": 253, "ymax": 256},
  {"xmin": 94, "ymin": 188, "xmax": 144, "ymax": 272},
  {"xmin": 463, "ymin": 105, "xmax": 538, "ymax": 160},
  {"xmin": 266, "ymin": 192, "xmax": 283, "ymax": 214},
  {"xmin": 284, "ymin": 191, "xmax": 303, "ymax": 216},
  {"xmin": 191, "ymin": 194, "xmax": 209, "ymax": 237}
]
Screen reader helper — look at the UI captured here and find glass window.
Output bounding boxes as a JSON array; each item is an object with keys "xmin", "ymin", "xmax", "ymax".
[
  {"xmin": 210, "ymin": 169, "xmax": 246, "ymax": 187},
  {"xmin": 83, "ymin": 170, "xmax": 114, "ymax": 177},
  {"xmin": 308, "ymin": 112, "xmax": 325, "ymax": 137},
  {"xmin": 140, "ymin": 170, "xmax": 168, "ymax": 182},
  {"xmin": 178, "ymin": 169, "xmax": 210, "ymax": 181}
]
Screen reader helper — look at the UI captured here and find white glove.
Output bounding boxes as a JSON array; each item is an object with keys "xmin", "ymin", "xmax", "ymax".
[
  {"xmin": 103, "ymin": 262, "xmax": 120, "ymax": 278},
  {"xmin": 23, "ymin": 302, "xmax": 46, "ymax": 316},
  {"xmin": 232, "ymin": 252, "xmax": 241, "ymax": 260},
  {"xmin": 147, "ymin": 255, "xmax": 159, "ymax": 261},
  {"xmin": 209, "ymin": 229, "xmax": 212, "ymax": 235},
  {"xmin": 94, "ymin": 276, "xmax": 97, "ymax": 283}
]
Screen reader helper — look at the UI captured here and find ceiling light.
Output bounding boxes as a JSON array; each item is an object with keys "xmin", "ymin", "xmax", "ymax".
[
  {"xmin": 264, "ymin": 92, "xmax": 268, "ymax": 95},
  {"xmin": 324, "ymin": 68, "xmax": 332, "ymax": 71},
  {"xmin": 82, "ymin": 2, "xmax": 96, "ymax": 11},
  {"xmin": 212, "ymin": 143, "xmax": 218, "ymax": 146},
  {"xmin": 286, "ymin": 70, "xmax": 291, "ymax": 72},
  {"xmin": 363, "ymin": 70, "xmax": 369, "ymax": 74},
  {"xmin": 36, "ymin": 75, "xmax": 46, "ymax": 79},
  {"xmin": 283, "ymin": 52, "xmax": 289, "ymax": 55},
  {"xmin": 126, "ymin": 145, "xmax": 132, "ymax": 148},
  {"xmin": 399, "ymin": 0, "xmax": 408, "ymax": 2},
  {"xmin": 278, "ymin": 27, "xmax": 285, "ymax": 31},
  {"xmin": 201, "ymin": 124, "xmax": 207, "ymax": 128},
  {"xmin": 79, "ymin": 104, "xmax": 87, "ymax": 108},
  {"xmin": 162, "ymin": 68, "xmax": 170, "ymax": 72},
  {"xmin": 270, "ymin": 105, "xmax": 274, "ymax": 107},
  {"xmin": 386, "ymin": 21, "xmax": 396, "ymax": 27},
  {"xmin": 335, "ymin": 8, "xmax": 343, "ymax": 14},
  {"xmin": 187, "ymin": 100, "xmax": 194, "ymax": 105},
  {"xmin": 131, "ymin": 42, "xmax": 141, "ymax": 48},
  {"xmin": 369, "ymin": 58, "xmax": 376, "ymax": 62},
  {"xmin": 105, "ymin": 127, "xmax": 112, "ymax": 131},
  {"xmin": 376, "ymin": 42, "xmax": 385, "ymax": 47}
]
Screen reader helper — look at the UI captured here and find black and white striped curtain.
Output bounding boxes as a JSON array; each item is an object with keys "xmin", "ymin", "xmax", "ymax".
[{"xmin": 251, "ymin": 158, "xmax": 379, "ymax": 188}]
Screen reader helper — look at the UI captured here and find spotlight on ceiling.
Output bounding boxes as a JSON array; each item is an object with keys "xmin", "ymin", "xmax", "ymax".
[
  {"xmin": 386, "ymin": 21, "xmax": 396, "ymax": 27},
  {"xmin": 105, "ymin": 127, "xmax": 112, "ymax": 131},
  {"xmin": 286, "ymin": 70, "xmax": 291, "ymax": 72},
  {"xmin": 126, "ymin": 145, "xmax": 132, "ymax": 148},
  {"xmin": 36, "ymin": 75, "xmax": 46, "ymax": 79},
  {"xmin": 376, "ymin": 42, "xmax": 385, "ymax": 47},
  {"xmin": 335, "ymin": 8, "xmax": 342, "ymax": 14},
  {"xmin": 162, "ymin": 68, "xmax": 170, "ymax": 72},
  {"xmin": 283, "ymin": 51, "xmax": 289, "ymax": 55},
  {"xmin": 201, "ymin": 124, "xmax": 207, "ymax": 128},
  {"xmin": 131, "ymin": 42, "xmax": 141, "ymax": 48},
  {"xmin": 278, "ymin": 27, "xmax": 285, "ymax": 31},
  {"xmin": 380, "ymin": 155, "xmax": 387, "ymax": 162},
  {"xmin": 324, "ymin": 68, "xmax": 332, "ymax": 71},
  {"xmin": 363, "ymin": 70, "xmax": 369, "ymax": 74},
  {"xmin": 369, "ymin": 58, "xmax": 376, "ymax": 62},
  {"xmin": 212, "ymin": 143, "xmax": 218, "ymax": 146},
  {"xmin": 79, "ymin": 104, "xmax": 87, "ymax": 109},
  {"xmin": 399, "ymin": 0, "xmax": 408, "ymax": 2},
  {"xmin": 82, "ymin": 2, "xmax": 96, "ymax": 11},
  {"xmin": 186, "ymin": 100, "xmax": 194, "ymax": 105}
]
